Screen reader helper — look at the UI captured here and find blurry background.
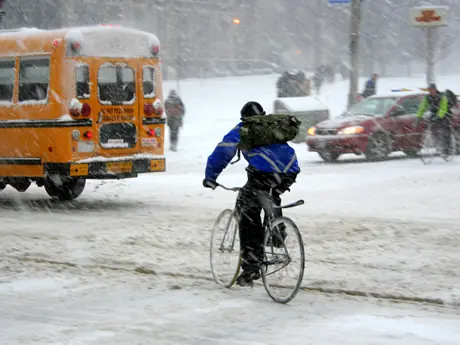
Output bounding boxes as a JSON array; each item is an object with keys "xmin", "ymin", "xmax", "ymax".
[{"xmin": 3, "ymin": 0, "xmax": 460, "ymax": 80}]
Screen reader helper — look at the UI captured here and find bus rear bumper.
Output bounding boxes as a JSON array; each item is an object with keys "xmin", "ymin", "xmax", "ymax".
[{"xmin": 45, "ymin": 155, "xmax": 166, "ymax": 179}]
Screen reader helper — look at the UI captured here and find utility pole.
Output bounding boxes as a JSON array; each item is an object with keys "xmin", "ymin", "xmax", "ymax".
[
  {"xmin": 313, "ymin": 0, "xmax": 322, "ymax": 70},
  {"xmin": 425, "ymin": 27, "xmax": 435, "ymax": 84},
  {"xmin": 347, "ymin": 0, "xmax": 361, "ymax": 108},
  {"xmin": 174, "ymin": 10, "xmax": 181, "ymax": 93}
]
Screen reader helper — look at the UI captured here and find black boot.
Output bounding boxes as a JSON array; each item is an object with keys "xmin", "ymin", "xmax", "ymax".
[{"xmin": 236, "ymin": 270, "xmax": 261, "ymax": 287}]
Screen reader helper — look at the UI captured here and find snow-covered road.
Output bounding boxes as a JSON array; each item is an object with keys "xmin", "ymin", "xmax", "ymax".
[
  {"xmin": 1, "ymin": 264, "xmax": 460, "ymax": 345},
  {"xmin": 1, "ymin": 74, "xmax": 460, "ymax": 344}
]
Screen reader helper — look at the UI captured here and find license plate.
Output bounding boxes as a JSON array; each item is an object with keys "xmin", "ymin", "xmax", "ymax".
[
  {"xmin": 70, "ymin": 164, "xmax": 88, "ymax": 177},
  {"xmin": 77, "ymin": 141, "xmax": 95, "ymax": 153},
  {"xmin": 150, "ymin": 159, "xmax": 165, "ymax": 172},
  {"xmin": 106, "ymin": 161, "xmax": 133, "ymax": 174}
]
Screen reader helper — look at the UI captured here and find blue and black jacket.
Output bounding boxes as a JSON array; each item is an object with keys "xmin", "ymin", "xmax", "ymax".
[
  {"xmin": 362, "ymin": 78, "xmax": 376, "ymax": 98},
  {"xmin": 205, "ymin": 123, "xmax": 300, "ymax": 181}
]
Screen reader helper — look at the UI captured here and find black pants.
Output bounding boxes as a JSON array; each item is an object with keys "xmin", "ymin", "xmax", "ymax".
[
  {"xmin": 236, "ymin": 168, "xmax": 298, "ymax": 273},
  {"xmin": 167, "ymin": 116, "xmax": 182, "ymax": 150},
  {"xmin": 431, "ymin": 117, "xmax": 452, "ymax": 154}
]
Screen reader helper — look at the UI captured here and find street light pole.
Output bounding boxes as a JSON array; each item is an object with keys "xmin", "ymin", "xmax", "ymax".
[{"xmin": 347, "ymin": 0, "xmax": 361, "ymax": 109}]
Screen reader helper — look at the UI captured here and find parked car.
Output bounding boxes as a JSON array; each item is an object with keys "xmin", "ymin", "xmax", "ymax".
[
  {"xmin": 306, "ymin": 91, "xmax": 460, "ymax": 162},
  {"xmin": 273, "ymin": 96, "xmax": 329, "ymax": 143}
]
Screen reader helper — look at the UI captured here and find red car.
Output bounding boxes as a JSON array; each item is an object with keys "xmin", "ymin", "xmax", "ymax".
[{"xmin": 306, "ymin": 91, "xmax": 460, "ymax": 162}]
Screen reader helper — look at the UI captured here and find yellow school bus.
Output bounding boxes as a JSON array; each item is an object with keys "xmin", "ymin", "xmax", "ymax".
[{"xmin": 0, "ymin": 25, "xmax": 166, "ymax": 200}]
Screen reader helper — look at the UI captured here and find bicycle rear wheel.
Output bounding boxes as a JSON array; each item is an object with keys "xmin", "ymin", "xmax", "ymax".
[
  {"xmin": 441, "ymin": 131, "xmax": 456, "ymax": 162},
  {"xmin": 419, "ymin": 129, "xmax": 436, "ymax": 165},
  {"xmin": 210, "ymin": 209, "xmax": 241, "ymax": 288},
  {"xmin": 261, "ymin": 216, "xmax": 305, "ymax": 304}
]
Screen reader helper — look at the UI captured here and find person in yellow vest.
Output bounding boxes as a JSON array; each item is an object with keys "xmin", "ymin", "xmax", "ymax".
[{"xmin": 416, "ymin": 83, "xmax": 452, "ymax": 156}]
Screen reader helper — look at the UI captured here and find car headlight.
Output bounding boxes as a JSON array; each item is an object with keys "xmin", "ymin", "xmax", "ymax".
[
  {"xmin": 337, "ymin": 126, "xmax": 365, "ymax": 135},
  {"xmin": 307, "ymin": 127, "xmax": 316, "ymax": 136}
]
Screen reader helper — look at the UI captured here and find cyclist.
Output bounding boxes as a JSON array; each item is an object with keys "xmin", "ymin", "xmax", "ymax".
[
  {"xmin": 416, "ymin": 83, "xmax": 452, "ymax": 156},
  {"xmin": 203, "ymin": 101, "xmax": 300, "ymax": 287}
]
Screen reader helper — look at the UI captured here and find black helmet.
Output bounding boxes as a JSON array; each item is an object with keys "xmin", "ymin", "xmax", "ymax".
[
  {"xmin": 240, "ymin": 101, "xmax": 266, "ymax": 119},
  {"xmin": 428, "ymin": 83, "xmax": 437, "ymax": 90}
]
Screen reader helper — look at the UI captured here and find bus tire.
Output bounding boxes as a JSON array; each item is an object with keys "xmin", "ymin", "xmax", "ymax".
[{"xmin": 44, "ymin": 177, "xmax": 86, "ymax": 201}]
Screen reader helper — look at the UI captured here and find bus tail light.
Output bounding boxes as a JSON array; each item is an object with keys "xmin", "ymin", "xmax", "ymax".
[
  {"xmin": 69, "ymin": 99, "xmax": 91, "ymax": 118},
  {"xmin": 154, "ymin": 106, "xmax": 163, "ymax": 116},
  {"xmin": 69, "ymin": 98, "xmax": 82, "ymax": 117},
  {"xmin": 52, "ymin": 39, "xmax": 61, "ymax": 48},
  {"xmin": 144, "ymin": 103, "xmax": 154, "ymax": 116},
  {"xmin": 81, "ymin": 103, "xmax": 91, "ymax": 117},
  {"xmin": 70, "ymin": 41, "xmax": 81, "ymax": 53},
  {"xmin": 83, "ymin": 131, "xmax": 93, "ymax": 140},
  {"xmin": 147, "ymin": 129, "xmax": 155, "ymax": 137},
  {"xmin": 151, "ymin": 45, "xmax": 160, "ymax": 56},
  {"xmin": 153, "ymin": 99, "xmax": 163, "ymax": 116},
  {"xmin": 69, "ymin": 108, "xmax": 80, "ymax": 117},
  {"xmin": 148, "ymin": 35, "xmax": 160, "ymax": 57},
  {"xmin": 71, "ymin": 130, "xmax": 81, "ymax": 141}
]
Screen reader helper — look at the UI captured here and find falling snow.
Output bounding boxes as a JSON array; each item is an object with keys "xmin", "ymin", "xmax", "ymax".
[{"xmin": 1, "ymin": 1, "xmax": 460, "ymax": 344}]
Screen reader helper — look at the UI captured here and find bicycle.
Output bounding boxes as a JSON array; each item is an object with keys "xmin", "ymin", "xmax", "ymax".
[
  {"xmin": 209, "ymin": 183, "xmax": 305, "ymax": 304},
  {"xmin": 418, "ymin": 120, "xmax": 456, "ymax": 165}
]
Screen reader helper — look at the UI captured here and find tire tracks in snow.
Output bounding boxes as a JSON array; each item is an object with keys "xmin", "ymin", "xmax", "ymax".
[
  {"xmin": 3, "ymin": 254, "xmax": 459, "ymax": 308},
  {"xmin": 1, "ymin": 211, "xmax": 459, "ymax": 306}
]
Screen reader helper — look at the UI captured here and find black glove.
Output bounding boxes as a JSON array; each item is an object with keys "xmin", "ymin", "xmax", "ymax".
[{"xmin": 203, "ymin": 179, "xmax": 218, "ymax": 190}]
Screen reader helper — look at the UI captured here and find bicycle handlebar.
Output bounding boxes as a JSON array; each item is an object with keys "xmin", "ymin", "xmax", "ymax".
[
  {"xmin": 216, "ymin": 183, "xmax": 241, "ymax": 192},
  {"xmin": 216, "ymin": 183, "xmax": 291, "ymax": 193}
]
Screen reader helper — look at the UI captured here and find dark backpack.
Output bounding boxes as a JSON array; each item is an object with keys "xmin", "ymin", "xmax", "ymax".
[
  {"xmin": 237, "ymin": 114, "xmax": 301, "ymax": 150},
  {"xmin": 445, "ymin": 89, "xmax": 458, "ymax": 108}
]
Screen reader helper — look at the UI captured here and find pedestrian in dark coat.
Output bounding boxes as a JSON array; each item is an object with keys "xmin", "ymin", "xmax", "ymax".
[{"xmin": 164, "ymin": 90, "xmax": 185, "ymax": 151}]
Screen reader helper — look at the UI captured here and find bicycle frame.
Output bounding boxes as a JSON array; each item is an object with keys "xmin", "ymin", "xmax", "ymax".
[
  {"xmin": 217, "ymin": 182, "xmax": 304, "ymax": 224},
  {"xmin": 217, "ymin": 182, "xmax": 304, "ymax": 266}
]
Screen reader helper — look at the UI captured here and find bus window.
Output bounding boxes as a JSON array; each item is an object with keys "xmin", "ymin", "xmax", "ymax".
[
  {"xmin": 76, "ymin": 65, "xmax": 90, "ymax": 99},
  {"xmin": 0, "ymin": 59, "xmax": 15, "ymax": 103},
  {"xmin": 143, "ymin": 66, "xmax": 155, "ymax": 98},
  {"xmin": 98, "ymin": 65, "xmax": 135, "ymax": 105},
  {"xmin": 18, "ymin": 57, "xmax": 50, "ymax": 102}
]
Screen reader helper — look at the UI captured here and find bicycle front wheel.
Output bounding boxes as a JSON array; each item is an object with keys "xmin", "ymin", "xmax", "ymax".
[
  {"xmin": 210, "ymin": 209, "xmax": 241, "ymax": 288},
  {"xmin": 419, "ymin": 129, "xmax": 436, "ymax": 165},
  {"xmin": 261, "ymin": 216, "xmax": 305, "ymax": 304}
]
